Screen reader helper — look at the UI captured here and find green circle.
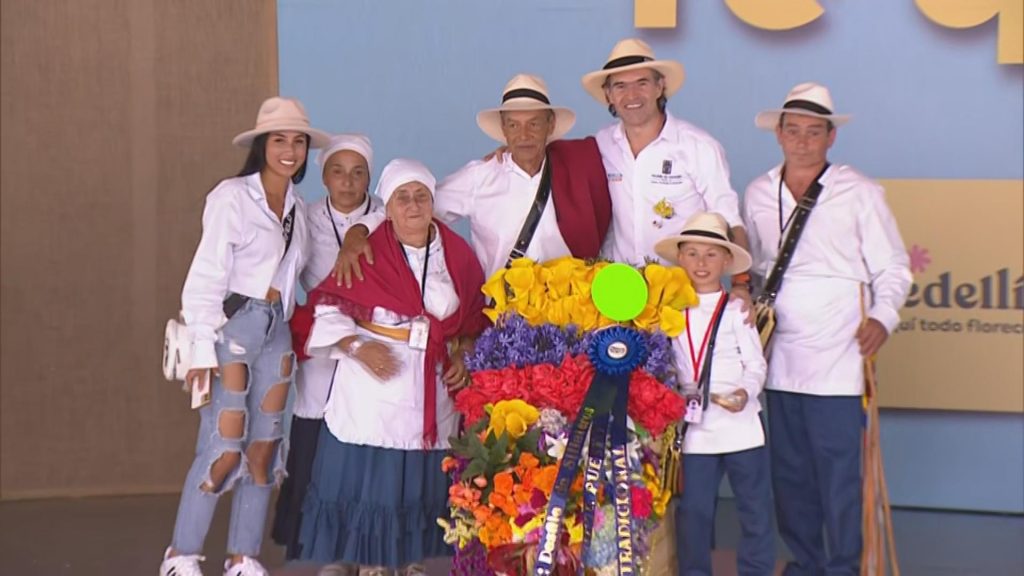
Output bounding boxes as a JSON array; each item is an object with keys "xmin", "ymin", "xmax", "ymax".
[{"xmin": 591, "ymin": 263, "xmax": 648, "ymax": 322}]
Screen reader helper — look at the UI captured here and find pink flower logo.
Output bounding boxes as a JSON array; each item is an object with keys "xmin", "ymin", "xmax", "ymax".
[{"xmin": 909, "ymin": 244, "xmax": 931, "ymax": 275}]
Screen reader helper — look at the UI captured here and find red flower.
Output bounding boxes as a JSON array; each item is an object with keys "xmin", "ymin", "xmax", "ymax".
[
  {"xmin": 630, "ymin": 485, "xmax": 653, "ymax": 519},
  {"xmin": 456, "ymin": 354, "xmax": 684, "ymax": 434}
]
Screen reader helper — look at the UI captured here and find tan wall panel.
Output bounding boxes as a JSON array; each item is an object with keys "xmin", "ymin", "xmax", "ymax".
[{"xmin": 1, "ymin": 0, "xmax": 279, "ymax": 499}]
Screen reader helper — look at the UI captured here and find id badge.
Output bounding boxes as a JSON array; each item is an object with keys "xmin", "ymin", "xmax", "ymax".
[
  {"xmin": 409, "ymin": 315, "xmax": 430, "ymax": 351},
  {"xmin": 683, "ymin": 393, "xmax": 704, "ymax": 424}
]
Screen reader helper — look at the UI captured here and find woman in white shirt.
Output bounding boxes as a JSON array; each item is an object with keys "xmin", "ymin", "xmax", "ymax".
[
  {"xmin": 160, "ymin": 97, "xmax": 330, "ymax": 576},
  {"xmin": 271, "ymin": 134, "xmax": 383, "ymax": 561},
  {"xmin": 297, "ymin": 159, "xmax": 488, "ymax": 576}
]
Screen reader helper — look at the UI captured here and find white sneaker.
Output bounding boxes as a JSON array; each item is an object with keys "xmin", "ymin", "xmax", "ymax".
[
  {"xmin": 223, "ymin": 556, "xmax": 269, "ymax": 576},
  {"xmin": 159, "ymin": 547, "xmax": 205, "ymax": 576}
]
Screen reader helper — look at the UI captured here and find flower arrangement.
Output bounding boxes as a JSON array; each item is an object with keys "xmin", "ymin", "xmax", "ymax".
[
  {"xmin": 482, "ymin": 256, "xmax": 698, "ymax": 337},
  {"xmin": 442, "ymin": 259, "xmax": 693, "ymax": 576}
]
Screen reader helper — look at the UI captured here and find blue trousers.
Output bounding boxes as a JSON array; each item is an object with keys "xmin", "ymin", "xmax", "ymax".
[
  {"xmin": 171, "ymin": 300, "xmax": 293, "ymax": 556},
  {"xmin": 675, "ymin": 446, "xmax": 775, "ymax": 576},
  {"xmin": 767, "ymin": 391, "xmax": 863, "ymax": 576}
]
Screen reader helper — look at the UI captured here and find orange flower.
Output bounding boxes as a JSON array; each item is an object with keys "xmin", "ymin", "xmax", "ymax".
[
  {"xmin": 518, "ymin": 452, "xmax": 540, "ymax": 470},
  {"xmin": 472, "ymin": 504, "xmax": 493, "ymax": 524},
  {"xmin": 489, "ymin": 471, "xmax": 518, "ymax": 516},
  {"xmin": 448, "ymin": 483, "xmax": 481, "ymax": 509},
  {"xmin": 441, "ymin": 456, "xmax": 458, "ymax": 473},
  {"xmin": 533, "ymin": 465, "xmax": 559, "ymax": 496},
  {"xmin": 479, "ymin": 512, "xmax": 513, "ymax": 548},
  {"xmin": 571, "ymin": 471, "xmax": 584, "ymax": 493},
  {"xmin": 512, "ymin": 467, "xmax": 537, "ymax": 506},
  {"xmin": 493, "ymin": 471, "xmax": 514, "ymax": 496}
]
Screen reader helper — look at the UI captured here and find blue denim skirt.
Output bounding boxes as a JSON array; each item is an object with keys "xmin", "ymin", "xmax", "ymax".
[{"xmin": 297, "ymin": 423, "xmax": 450, "ymax": 567}]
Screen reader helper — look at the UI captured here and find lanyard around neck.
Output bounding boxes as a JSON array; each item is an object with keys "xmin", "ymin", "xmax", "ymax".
[
  {"xmin": 777, "ymin": 168, "xmax": 799, "ymax": 247},
  {"xmin": 684, "ymin": 291, "xmax": 728, "ymax": 383},
  {"xmin": 399, "ymin": 230, "xmax": 431, "ymax": 309},
  {"xmin": 327, "ymin": 196, "xmax": 371, "ymax": 248}
]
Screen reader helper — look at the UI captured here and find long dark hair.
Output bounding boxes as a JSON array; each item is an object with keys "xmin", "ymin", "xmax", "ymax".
[{"xmin": 236, "ymin": 133, "xmax": 310, "ymax": 183}]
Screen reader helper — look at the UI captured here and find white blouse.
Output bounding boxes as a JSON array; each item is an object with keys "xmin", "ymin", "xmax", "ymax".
[
  {"xmin": 293, "ymin": 194, "xmax": 384, "ymax": 420},
  {"xmin": 181, "ymin": 172, "xmax": 308, "ymax": 370},
  {"xmin": 672, "ymin": 291, "xmax": 768, "ymax": 455},
  {"xmin": 306, "ymin": 227, "xmax": 461, "ymax": 450}
]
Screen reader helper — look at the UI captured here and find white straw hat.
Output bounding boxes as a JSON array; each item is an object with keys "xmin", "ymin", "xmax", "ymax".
[
  {"xmin": 754, "ymin": 82, "xmax": 851, "ymax": 130},
  {"xmin": 654, "ymin": 212, "xmax": 752, "ymax": 274},
  {"xmin": 232, "ymin": 97, "xmax": 331, "ymax": 148},
  {"xmin": 476, "ymin": 74, "xmax": 575, "ymax": 144},
  {"xmin": 581, "ymin": 38, "xmax": 685, "ymax": 104}
]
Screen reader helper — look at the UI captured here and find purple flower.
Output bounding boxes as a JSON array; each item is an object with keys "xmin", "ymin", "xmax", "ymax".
[
  {"xmin": 465, "ymin": 314, "xmax": 677, "ymax": 386},
  {"xmin": 451, "ymin": 538, "xmax": 495, "ymax": 576}
]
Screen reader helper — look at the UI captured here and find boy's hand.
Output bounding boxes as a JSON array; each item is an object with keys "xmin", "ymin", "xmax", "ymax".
[{"xmin": 712, "ymin": 389, "xmax": 748, "ymax": 412}]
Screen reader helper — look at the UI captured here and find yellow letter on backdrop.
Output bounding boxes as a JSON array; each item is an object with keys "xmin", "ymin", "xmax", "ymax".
[
  {"xmin": 724, "ymin": 0, "xmax": 825, "ymax": 30},
  {"xmin": 916, "ymin": 0, "xmax": 1023, "ymax": 63},
  {"xmin": 635, "ymin": 0, "xmax": 676, "ymax": 28}
]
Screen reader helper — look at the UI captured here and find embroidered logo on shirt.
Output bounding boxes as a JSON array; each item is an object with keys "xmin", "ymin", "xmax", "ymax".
[
  {"xmin": 662, "ymin": 160, "xmax": 673, "ymax": 175},
  {"xmin": 607, "ymin": 172, "xmax": 623, "ymax": 183}
]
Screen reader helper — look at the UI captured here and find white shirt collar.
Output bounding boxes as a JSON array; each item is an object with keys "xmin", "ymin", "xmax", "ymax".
[
  {"xmin": 244, "ymin": 171, "xmax": 296, "ymax": 215},
  {"xmin": 328, "ymin": 194, "xmax": 371, "ymax": 220},
  {"xmin": 611, "ymin": 111, "xmax": 676, "ymax": 147},
  {"xmin": 501, "ymin": 152, "xmax": 546, "ymax": 180}
]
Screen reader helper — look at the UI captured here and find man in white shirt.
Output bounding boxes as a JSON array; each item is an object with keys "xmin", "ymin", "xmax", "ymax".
[
  {"xmin": 581, "ymin": 38, "xmax": 754, "ymax": 310},
  {"xmin": 743, "ymin": 83, "xmax": 912, "ymax": 576},
  {"xmin": 335, "ymin": 74, "xmax": 611, "ymax": 283}
]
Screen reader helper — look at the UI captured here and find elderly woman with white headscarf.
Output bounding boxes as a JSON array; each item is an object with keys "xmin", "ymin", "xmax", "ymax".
[
  {"xmin": 298, "ymin": 159, "xmax": 489, "ymax": 576},
  {"xmin": 272, "ymin": 134, "xmax": 384, "ymax": 561}
]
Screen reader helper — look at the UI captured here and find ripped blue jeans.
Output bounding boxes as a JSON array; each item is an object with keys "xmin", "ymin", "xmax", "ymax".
[{"xmin": 171, "ymin": 299, "xmax": 294, "ymax": 556}]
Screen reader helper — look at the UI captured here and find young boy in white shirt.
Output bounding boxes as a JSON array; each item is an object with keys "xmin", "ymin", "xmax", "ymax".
[{"xmin": 654, "ymin": 212, "xmax": 774, "ymax": 576}]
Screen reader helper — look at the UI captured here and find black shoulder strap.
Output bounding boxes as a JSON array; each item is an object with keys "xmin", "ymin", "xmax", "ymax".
[
  {"xmin": 696, "ymin": 293, "xmax": 730, "ymax": 411},
  {"xmin": 504, "ymin": 156, "xmax": 552, "ymax": 268},
  {"xmin": 281, "ymin": 203, "xmax": 297, "ymax": 259},
  {"xmin": 760, "ymin": 163, "xmax": 830, "ymax": 304}
]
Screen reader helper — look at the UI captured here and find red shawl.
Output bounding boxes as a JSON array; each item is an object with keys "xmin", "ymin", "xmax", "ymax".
[
  {"xmin": 547, "ymin": 137, "xmax": 612, "ymax": 259},
  {"xmin": 306, "ymin": 218, "xmax": 488, "ymax": 447}
]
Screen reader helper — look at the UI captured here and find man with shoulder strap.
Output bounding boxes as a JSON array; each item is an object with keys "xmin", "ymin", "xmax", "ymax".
[
  {"xmin": 334, "ymin": 73, "xmax": 611, "ymax": 283},
  {"xmin": 742, "ymin": 83, "xmax": 912, "ymax": 576},
  {"xmin": 582, "ymin": 38, "xmax": 754, "ymax": 313}
]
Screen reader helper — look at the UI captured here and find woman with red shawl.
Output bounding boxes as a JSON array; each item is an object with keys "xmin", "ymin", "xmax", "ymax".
[{"xmin": 297, "ymin": 159, "xmax": 488, "ymax": 576}]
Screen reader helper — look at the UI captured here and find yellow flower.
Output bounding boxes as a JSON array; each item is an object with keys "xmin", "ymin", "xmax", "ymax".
[
  {"xmin": 505, "ymin": 266, "xmax": 536, "ymax": 301},
  {"xmin": 565, "ymin": 513, "xmax": 584, "ymax": 544},
  {"xmin": 663, "ymin": 267, "xmax": 698, "ymax": 310},
  {"xmin": 511, "ymin": 514, "xmax": 543, "ymax": 543},
  {"xmin": 644, "ymin": 264, "xmax": 669, "ymax": 307},
  {"xmin": 631, "ymin": 304, "xmax": 659, "ymax": 331},
  {"xmin": 542, "ymin": 256, "xmax": 580, "ymax": 299},
  {"xmin": 545, "ymin": 299, "xmax": 569, "ymax": 326},
  {"xmin": 488, "ymin": 399, "xmax": 540, "ymax": 439},
  {"xmin": 482, "ymin": 269, "xmax": 508, "ymax": 311},
  {"xmin": 659, "ymin": 305, "xmax": 685, "ymax": 337},
  {"xmin": 483, "ymin": 307, "xmax": 502, "ymax": 324},
  {"xmin": 509, "ymin": 257, "xmax": 534, "ymax": 268},
  {"xmin": 654, "ymin": 198, "xmax": 675, "ymax": 219}
]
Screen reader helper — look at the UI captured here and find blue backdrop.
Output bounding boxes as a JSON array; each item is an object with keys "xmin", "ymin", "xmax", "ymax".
[{"xmin": 278, "ymin": 0, "xmax": 1024, "ymax": 513}]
